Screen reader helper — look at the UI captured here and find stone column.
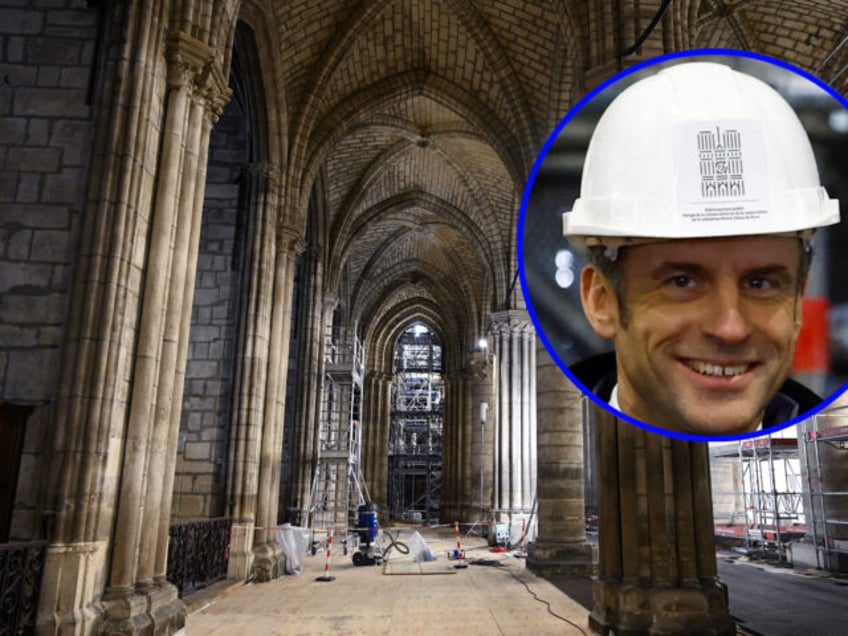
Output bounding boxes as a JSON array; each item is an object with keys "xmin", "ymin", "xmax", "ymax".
[
  {"xmin": 100, "ymin": 29, "xmax": 229, "ymax": 635},
  {"xmin": 440, "ymin": 371, "xmax": 456, "ymax": 521},
  {"xmin": 252, "ymin": 224, "xmax": 305, "ymax": 581},
  {"xmin": 225, "ymin": 161, "xmax": 278, "ymax": 580},
  {"xmin": 363, "ymin": 371, "xmax": 391, "ymax": 514},
  {"xmin": 375, "ymin": 373, "xmax": 393, "ymax": 518},
  {"xmin": 362, "ymin": 371, "xmax": 379, "ymax": 501},
  {"xmin": 489, "ymin": 310, "xmax": 536, "ymax": 538},
  {"xmin": 527, "ymin": 339, "xmax": 596, "ymax": 577},
  {"xmin": 143, "ymin": 63, "xmax": 227, "ymax": 632},
  {"xmin": 155, "ymin": 81, "xmax": 225, "ymax": 584},
  {"xmin": 441, "ymin": 367, "xmax": 469, "ymax": 523},
  {"xmin": 590, "ymin": 406, "xmax": 735, "ymax": 635},
  {"xmin": 460, "ymin": 369, "xmax": 474, "ymax": 521},
  {"xmin": 296, "ymin": 292, "xmax": 338, "ymax": 525},
  {"xmin": 467, "ymin": 350, "xmax": 494, "ymax": 525},
  {"xmin": 38, "ymin": 3, "xmax": 170, "ymax": 632}
]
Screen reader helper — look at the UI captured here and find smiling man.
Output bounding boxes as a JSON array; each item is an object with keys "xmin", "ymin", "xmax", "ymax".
[{"xmin": 563, "ymin": 61, "xmax": 840, "ymax": 437}]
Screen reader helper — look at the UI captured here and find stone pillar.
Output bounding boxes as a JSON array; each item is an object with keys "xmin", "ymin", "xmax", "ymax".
[
  {"xmin": 99, "ymin": 29, "xmax": 230, "ymax": 635},
  {"xmin": 590, "ymin": 406, "xmax": 735, "ymax": 635},
  {"xmin": 527, "ymin": 339, "xmax": 596, "ymax": 577},
  {"xmin": 252, "ymin": 225, "xmax": 305, "ymax": 581},
  {"xmin": 37, "ymin": 3, "xmax": 168, "ymax": 631},
  {"xmin": 363, "ymin": 371, "xmax": 392, "ymax": 515},
  {"xmin": 489, "ymin": 310, "xmax": 536, "ymax": 537},
  {"xmin": 225, "ymin": 161, "xmax": 278, "ymax": 580},
  {"xmin": 294, "ymin": 294, "xmax": 339, "ymax": 523},
  {"xmin": 467, "ymin": 350, "xmax": 494, "ymax": 526},
  {"xmin": 375, "ymin": 373, "xmax": 394, "ymax": 518},
  {"xmin": 362, "ymin": 371, "xmax": 379, "ymax": 501},
  {"xmin": 440, "ymin": 370, "xmax": 458, "ymax": 522}
]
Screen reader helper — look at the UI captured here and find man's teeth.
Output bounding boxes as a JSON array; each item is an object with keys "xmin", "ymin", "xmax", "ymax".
[{"xmin": 686, "ymin": 360, "xmax": 748, "ymax": 377}]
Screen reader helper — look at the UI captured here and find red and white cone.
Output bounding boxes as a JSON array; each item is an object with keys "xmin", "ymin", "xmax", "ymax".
[
  {"xmin": 315, "ymin": 529, "xmax": 336, "ymax": 582},
  {"xmin": 452, "ymin": 521, "xmax": 468, "ymax": 568}
]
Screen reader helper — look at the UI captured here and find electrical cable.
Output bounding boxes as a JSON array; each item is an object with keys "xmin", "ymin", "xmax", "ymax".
[
  {"xmin": 468, "ymin": 492, "xmax": 587, "ymax": 634},
  {"xmin": 506, "ymin": 568, "xmax": 589, "ymax": 636},
  {"xmin": 620, "ymin": 0, "xmax": 674, "ymax": 57},
  {"xmin": 468, "ymin": 553, "xmax": 588, "ymax": 634}
]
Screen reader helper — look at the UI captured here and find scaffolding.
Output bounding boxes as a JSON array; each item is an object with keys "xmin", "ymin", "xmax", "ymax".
[
  {"xmin": 801, "ymin": 406, "xmax": 848, "ymax": 570},
  {"xmin": 711, "ymin": 435, "xmax": 805, "ymax": 561},
  {"xmin": 307, "ymin": 324, "xmax": 370, "ymax": 536},
  {"xmin": 388, "ymin": 326, "xmax": 443, "ymax": 524}
]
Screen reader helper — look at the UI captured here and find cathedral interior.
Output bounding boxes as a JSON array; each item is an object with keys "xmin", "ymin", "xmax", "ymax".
[{"xmin": 2, "ymin": 1, "xmax": 848, "ymax": 634}]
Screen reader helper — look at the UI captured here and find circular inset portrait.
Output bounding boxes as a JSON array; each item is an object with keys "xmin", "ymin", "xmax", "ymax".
[{"xmin": 519, "ymin": 49, "xmax": 848, "ymax": 441}]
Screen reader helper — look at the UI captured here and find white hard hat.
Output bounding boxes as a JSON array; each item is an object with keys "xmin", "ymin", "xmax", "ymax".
[{"xmin": 562, "ymin": 62, "xmax": 840, "ymax": 247}]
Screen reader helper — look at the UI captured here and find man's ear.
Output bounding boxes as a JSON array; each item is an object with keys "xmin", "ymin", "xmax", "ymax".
[{"xmin": 580, "ymin": 264, "xmax": 620, "ymax": 339}]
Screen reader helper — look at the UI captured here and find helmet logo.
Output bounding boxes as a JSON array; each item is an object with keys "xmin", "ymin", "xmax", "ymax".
[
  {"xmin": 675, "ymin": 119, "xmax": 768, "ymax": 230},
  {"xmin": 698, "ymin": 126, "xmax": 744, "ymax": 199}
]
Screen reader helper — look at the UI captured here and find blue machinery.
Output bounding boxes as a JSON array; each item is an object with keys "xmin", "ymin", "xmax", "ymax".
[{"xmin": 352, "ymin": 502, "xmax": 381, "ymax": 566}]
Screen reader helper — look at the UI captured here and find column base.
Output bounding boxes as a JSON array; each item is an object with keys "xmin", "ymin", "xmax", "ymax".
[
  {"xmin": 227, "ymin": 522, "xmax": 255, "ymax": 579},
  {"xmin": 37, "ymin": 541, "xmax": 109, "ymax": 634},
  {"xmin": 252, "ymin": 541, "xmax": 285, "ymax": 582},
  {"xmin": 526, "ymin": 540, "xmax": 597, "ymax": 577},
  {"xmin": 589, "ymin": 579, "xmax": 735, "ymax": 635},
  {"xmin": 100, "ymin": 581, "xmax": 185, "ymax": 635},
  {"xmin": 148, "ymin": 580, "xmax": 186, "ymax": 635}
]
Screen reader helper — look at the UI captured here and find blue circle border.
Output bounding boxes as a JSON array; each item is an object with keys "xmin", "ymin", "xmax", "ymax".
[{"xmin": 517, "ymin": 47, "xmax": 848, "ymax": 442}]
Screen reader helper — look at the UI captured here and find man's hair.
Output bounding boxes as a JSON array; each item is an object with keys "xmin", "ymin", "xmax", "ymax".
[{"xmin": 586, "ymin": 239, "xmax": 813, "ymax": 328}]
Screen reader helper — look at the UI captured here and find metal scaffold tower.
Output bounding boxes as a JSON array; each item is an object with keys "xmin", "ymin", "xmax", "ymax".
[
  {"xmin": 737, "ymin": 436, "xmax": 805, "ymax": 560},
  {"xmin": 802, "ymin": 406, "xmax": 848, "ymax": 570},
  {"xmin": 388, "ymin": 324, "xmax": 443, "ymax": 524},
  {"xmin": 711, "ymin": 435, "xmax": 805, "ymax": 561},
  {"xmin": 307, "ymin": 324, "xmax": 370, "ymax": 536}
]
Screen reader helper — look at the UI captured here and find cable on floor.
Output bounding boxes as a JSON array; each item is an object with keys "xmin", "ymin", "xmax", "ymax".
[{"xmin": 507, "ymin": 568, "xmax": 588, "ymax": 636}]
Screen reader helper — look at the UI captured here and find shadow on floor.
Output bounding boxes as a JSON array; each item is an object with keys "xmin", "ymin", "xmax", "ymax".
[{"xmin": 546, "ymin": 575, "xmax": 593, "ymax": 611}]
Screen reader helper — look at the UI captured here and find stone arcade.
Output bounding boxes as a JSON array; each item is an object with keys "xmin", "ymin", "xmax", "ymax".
[{"xmin": 2, "ymin": 1, "xmax": 848, "ymax": 634}]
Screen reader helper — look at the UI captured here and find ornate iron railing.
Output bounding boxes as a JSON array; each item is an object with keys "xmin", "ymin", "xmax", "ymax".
[
  {"xmin": 0, "ymin": 541, "xmax": 47, "ymax": 635},
  {"xmin": 166, "ymin": 518, "xmax": 231, "ymax": 596}
]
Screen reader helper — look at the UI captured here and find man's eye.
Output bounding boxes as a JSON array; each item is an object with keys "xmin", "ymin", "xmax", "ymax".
[
  {"xmin": 667, "ymin": 275, "xmax": 695, "ymax": 288},
  {"xmin": 746, "ymin": 276, "xmax": 773, "ymax": 290}
]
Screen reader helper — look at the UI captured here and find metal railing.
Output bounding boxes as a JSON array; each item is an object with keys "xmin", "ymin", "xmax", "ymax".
[
  {"xmin": 166, "ymin": 518, "xmax": 231, "ymax": 596},
  {"xmin": 0, "ymin": 540, "xmax": 47, "ymax": 634}
]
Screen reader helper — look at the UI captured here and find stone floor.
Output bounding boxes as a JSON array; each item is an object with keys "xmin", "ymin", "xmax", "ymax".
[{"xmin": 182, "ymin": 525, "xmax": 592, "ymax": 635}]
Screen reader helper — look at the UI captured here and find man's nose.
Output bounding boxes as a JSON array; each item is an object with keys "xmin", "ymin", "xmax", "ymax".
[{"xmin": 701, "ymin": 280, "xmax": 752, "ymax": 343}]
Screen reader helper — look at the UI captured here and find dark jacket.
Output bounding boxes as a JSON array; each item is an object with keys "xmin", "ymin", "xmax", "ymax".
[{"xmin": 570, "ymin": 351, "xmax": 822, "ymax": 429}]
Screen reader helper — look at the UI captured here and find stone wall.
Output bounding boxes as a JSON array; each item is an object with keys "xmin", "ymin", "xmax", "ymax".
[
  {"xmin": 0, "ymin": 2, "xmax": 98, "ymax": 403},
  {"xmin": 173, "ymin": 95, "xmax": 248, "ymax": 520}
]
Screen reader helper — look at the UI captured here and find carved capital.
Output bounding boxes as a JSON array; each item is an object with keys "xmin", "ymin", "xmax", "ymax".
[
  {"xmin": 487, "ymin": 309, "xmax": 533, "ymax": 338},
  {"xmin": 166, "ymin": 31, "xmax": 231, "ymax": 122},
  {"xmin": 277, "ymin": 224, "xmax": 306, "ymax": 257},
  {"xmin": 322, "ymin": 292, "xmax": 339, "ymax": 314},
  {"xmin": 467, "ymin": 351, "xmax": 491, "ymax": 380}
]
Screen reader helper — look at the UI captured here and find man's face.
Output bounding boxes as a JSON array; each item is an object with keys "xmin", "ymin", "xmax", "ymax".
[{"xmin": 581, "ymin": 235, "xmax": 806, "ymax": 436}]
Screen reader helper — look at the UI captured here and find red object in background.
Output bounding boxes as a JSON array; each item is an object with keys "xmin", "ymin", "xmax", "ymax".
[{"xmin": 793, "ymin": 297, "xmax": 829, "ymax": 372}]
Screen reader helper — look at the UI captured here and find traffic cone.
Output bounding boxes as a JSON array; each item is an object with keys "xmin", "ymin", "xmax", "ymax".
[{"xmin": 315, "ymin": 529, "xmax": 336, "ymax": 582}]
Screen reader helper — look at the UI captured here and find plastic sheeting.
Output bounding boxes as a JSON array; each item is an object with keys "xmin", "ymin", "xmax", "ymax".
[
  {"xmin": 404, "ymin": 530, "xmax": 436, "ymax": 562},
  {"xmin": 276, "ymin": 525, "xmax": 310, "ymax": 575}
]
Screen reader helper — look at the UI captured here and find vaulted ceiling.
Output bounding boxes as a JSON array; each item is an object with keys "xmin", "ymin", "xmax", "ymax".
[{"xmin": 221, "ymin": 0, "xmax": 848, "ymax": 370}]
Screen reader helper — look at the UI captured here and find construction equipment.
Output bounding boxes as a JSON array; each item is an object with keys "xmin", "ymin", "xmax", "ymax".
[
  {"xmin": 307, "ymin": 324, "xmax": 371, "ymax": 547},
  {"xmin": 352, "ymin": 502, "xmax": 381, "ymax": 566}
]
